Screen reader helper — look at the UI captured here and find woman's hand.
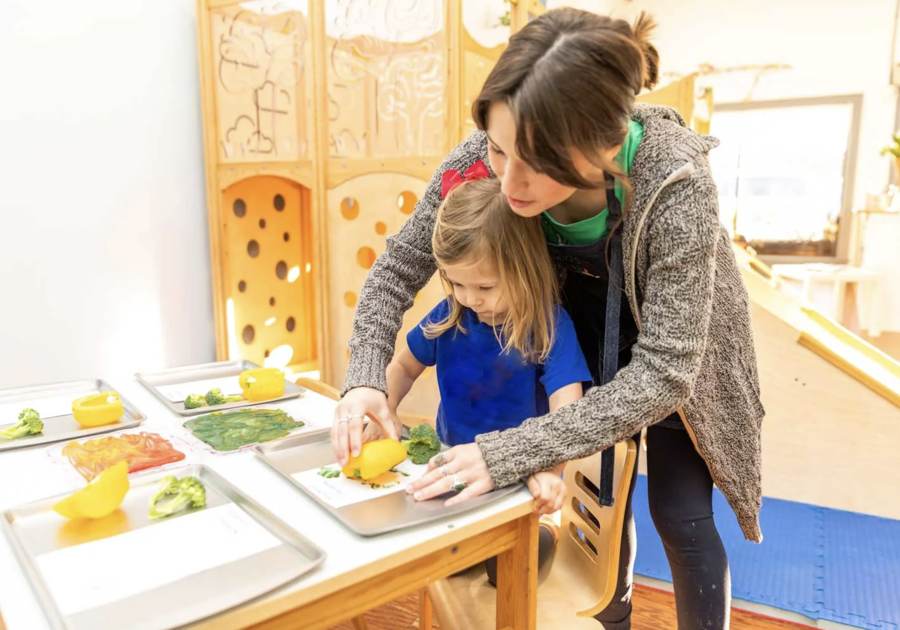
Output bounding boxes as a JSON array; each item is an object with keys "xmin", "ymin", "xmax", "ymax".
[
  {"xmin": 526, "ymin": 471, "xmax": 566, "ymax": 515},
  {"xmin": 361, "ymin": 412, "xmax": 403, "ymax": 443},
  {"xmin": 331, "ymin": 387, "xmax": 398, "ymax": 466},
  {"xmin": 406, "ymin": 443, "xmax": 495, "ymax": 506}
]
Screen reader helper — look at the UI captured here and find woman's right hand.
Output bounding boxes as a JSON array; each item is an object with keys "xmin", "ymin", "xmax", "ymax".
[{"xmin": 331, "ymin": 387, "xmax": 398, "ymax": 466}]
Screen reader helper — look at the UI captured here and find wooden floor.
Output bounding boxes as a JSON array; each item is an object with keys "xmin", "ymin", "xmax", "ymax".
[{"xmin": 327, "ymin": 584, "xmax": 810, "ymax": 629}]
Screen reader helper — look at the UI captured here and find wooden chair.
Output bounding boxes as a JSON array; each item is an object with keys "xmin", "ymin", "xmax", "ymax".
[
  {"xmin": 294, "ymin": 378, "xmax": 434, "ymax": 630},
  {"xmin": 427, "ymin": 437, "xmax": 639, "ymax": 629}
]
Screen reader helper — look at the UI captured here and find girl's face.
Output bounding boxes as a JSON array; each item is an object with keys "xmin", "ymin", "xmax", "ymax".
[
  {"xmin": 485, "ymin": 101, "xmax": 619, "ymax": 218},
  {"xmin": 442, "ymin": 261, "xmax": 507, "ymax": 325}
]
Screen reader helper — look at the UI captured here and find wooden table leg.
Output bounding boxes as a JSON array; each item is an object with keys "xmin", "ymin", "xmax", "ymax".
[
  {"xmin": 419, "ymin": 588, "xmax": 433, "ymax": 630},
  {"xmin": 495, "ymin": 512, "xmax": 538, "ymax": 630}
]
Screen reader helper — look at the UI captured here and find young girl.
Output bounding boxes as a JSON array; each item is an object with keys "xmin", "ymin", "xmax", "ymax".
[
  {"xmin": 337, "ymin": 9, "xmax": 763, "ymax": 629},
  {"xmin": 375, "ymin": 176, "xmax": 591, "ymax": 584}
]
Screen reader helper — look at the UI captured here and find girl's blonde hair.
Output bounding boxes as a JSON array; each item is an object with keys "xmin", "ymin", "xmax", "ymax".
[{"xmin": 424, "ymin": 177, "xmax": 560, "ymax": 363}]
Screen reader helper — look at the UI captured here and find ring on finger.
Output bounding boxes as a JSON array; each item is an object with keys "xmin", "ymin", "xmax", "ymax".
[
  {"xmin": 348, "ymin": 414, "xmax": 364, "ymax": 422},
  {"xmin": 439, "ymin": 465, "xmax": 450, "ymax": 477},
  {"xmin": 433, "ymin": 453, "xmax": 446, "ymax": 467},
  {"xmin": 337, "ymin": 416, "xmax": 350, "ymax": 424},
  {"xmin": 451, "ymin": 474, "xmax": 467, "ymax": 493}
]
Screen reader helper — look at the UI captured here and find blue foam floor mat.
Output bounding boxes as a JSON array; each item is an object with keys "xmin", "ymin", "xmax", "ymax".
[{"xmin": 632, "ymin": 475, "xmax": 900, "ymax": 629}]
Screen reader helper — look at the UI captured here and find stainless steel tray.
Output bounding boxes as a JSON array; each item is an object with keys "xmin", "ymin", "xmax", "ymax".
[
  {"xmin": 0, "ymin": 379, "xmax": 145, "ymax": 453},
  {"xmin": 1, "ymin": 464, "xmax": 326, "ymax": 630},
  {"xmin": 135, "ymin": 359, "xmax": 305, "ymax": 417},
  {"xmin": 253, "ymin": 430, "xmax": 524, "ymax": 536}
]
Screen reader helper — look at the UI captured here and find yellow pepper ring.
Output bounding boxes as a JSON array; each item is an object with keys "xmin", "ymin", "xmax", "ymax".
[
  {"xmin": 238, "ymin": 368, "xmax": 285, "ymax": 402},
  {"xmin": 72, "ymin": 392, "xmax": 125, "ymax": 428}
]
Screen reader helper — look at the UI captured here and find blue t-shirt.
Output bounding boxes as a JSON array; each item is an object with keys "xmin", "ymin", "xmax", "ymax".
[{"xmin": 406, "ymin": 301, "xmax": 591, "ymax": 447}]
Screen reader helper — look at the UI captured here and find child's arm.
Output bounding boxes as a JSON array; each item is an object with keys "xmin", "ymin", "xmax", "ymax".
[{"xmin": 387, "ymin": 347, "xmax": 427, "ymax": 414}]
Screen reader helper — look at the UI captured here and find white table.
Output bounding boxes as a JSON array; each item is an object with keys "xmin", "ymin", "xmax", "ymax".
[{"xmin": 0, "ymin": 375, "xmax": 537, "ymax": 630}]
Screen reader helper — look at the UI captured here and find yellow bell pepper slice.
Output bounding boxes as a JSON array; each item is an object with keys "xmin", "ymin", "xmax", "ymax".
[
  {"xmin": 342, "ymin": 439, "xmax": 408, "ymax": 481},
  {"xmin": 72, "ymin": 392, "xmax": 124, "ymax": 427},
  {"xmin": 53, "ymin": 460, "xmax": 130, "ymax": 520},
  {"xmin": 238, "ymin": 368, "xmax": 285, "ymax": 402}
]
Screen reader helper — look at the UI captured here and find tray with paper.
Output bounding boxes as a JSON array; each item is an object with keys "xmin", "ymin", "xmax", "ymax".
[{"xmin": 1, "ymin": 464, "xmax": 325, "ymax": 630}]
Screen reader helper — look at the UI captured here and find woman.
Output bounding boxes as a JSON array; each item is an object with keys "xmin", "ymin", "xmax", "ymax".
[{"xmin": 332, "ymin": 9, "xmax": 764, "ymax": 630}]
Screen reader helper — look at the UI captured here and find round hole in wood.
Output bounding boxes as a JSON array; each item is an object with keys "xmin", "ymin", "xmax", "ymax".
[
  {"xmin": 340, "ymin": 197, "xmax": 359, "ymax": 221},
  {"xmin": 276, "ymin": 261, "xmax": 288, "ymax": 280},
  {"xmin": 264, "ymin": 349, "xmax": 270, "ymax": 358},
  {"xmin": 274, "ymin": 194, "xmax": 285, "ymax": 211},
  {"xmin": 247, "ymin": 240, "xmax": 260, "ymax": 258},
  {"xmin": 398, "ymin": 191, "xmax": 417, "ymax": 215},
  {"xmin": 375, "ymin": 221, "xmax": 387, "ymax": 235},
  {"xmin": 283, "ymin": 232, "xmax": 290, "ymax": 242},
  {"xmin": 286, "ymin": 317, "xmax": 296, "ymax": 332},
  {"xmin": 242, "ymin": 325, "xmax": 255, "ymax": 344},
  {"xmin": 357, "ymin": 246, "xmax": 376, "ymax": 270},
  {"xmin": 269, "ymin": 297, "xmax": 276, "ymax": 306},
  {"xmin": 344, "ymin": 291, "xmax": 357, "ymax": 307},
  {"xmin": 238, "ymin": 280, "xmax": 246, "ymax": 293},
  {"xmin": 233, "ymin": 199, "xmax": 247, "ymax": 218},
  {"xmin": 259, "ymin": 219, "xmax": 266, "ymax": 229}
]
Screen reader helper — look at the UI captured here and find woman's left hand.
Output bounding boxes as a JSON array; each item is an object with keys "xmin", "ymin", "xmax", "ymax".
[{"xmin": 406, "ymin": 443, "xmax": 496, "ymax": 506}]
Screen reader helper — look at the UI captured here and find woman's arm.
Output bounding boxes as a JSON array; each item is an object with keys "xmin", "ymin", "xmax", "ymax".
[
  {"xmin": 476, "ymin": 180, "xmax": 721, "ymax": 489},
  {"xmin": 546, "ymin": 382, "xmax": 582, "ymax": 475}
]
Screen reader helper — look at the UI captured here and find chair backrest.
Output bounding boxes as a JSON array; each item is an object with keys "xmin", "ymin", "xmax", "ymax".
[
  {"xmin": 296, "ymin": 377, "xmax": 340, "ymax": 401},
  {"xmin": 559, "ymin": 436, "xmax": 639, "ymax": 617}
]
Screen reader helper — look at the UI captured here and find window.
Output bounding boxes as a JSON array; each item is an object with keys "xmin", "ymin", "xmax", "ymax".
[{"xmin": 709, "ymin": 95, "xmax": 861, "ymax": 263}]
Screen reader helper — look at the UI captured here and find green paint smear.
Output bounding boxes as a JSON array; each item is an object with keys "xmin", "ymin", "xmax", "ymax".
[{"xmin": 183, "ymin": 409, "xmax": 304, "ymax": 452}]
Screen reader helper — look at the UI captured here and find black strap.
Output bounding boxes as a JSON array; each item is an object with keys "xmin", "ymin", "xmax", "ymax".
[{"xmin": 598, "ymin": 175, "xmax": 621, "ymax": 507}]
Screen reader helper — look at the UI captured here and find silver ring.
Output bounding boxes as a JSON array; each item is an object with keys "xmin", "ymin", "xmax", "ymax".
[
  {"xmin": 433, "ymin": 453, "xmax": 446, "ymax": 467},
  {"xmin": 451, "ymin": 474, "xmax": 467, "ymax": 493},
  {"xmin": 439, "ymin": 465, "xmax": 450, "ymax": 477},
  {"xmin": 337, "ymin": 416, "xmax": 350, "ymax": 424},
  {"xmin": 348, "ymin": 414, "xmax": 364, "ymax": 422}
]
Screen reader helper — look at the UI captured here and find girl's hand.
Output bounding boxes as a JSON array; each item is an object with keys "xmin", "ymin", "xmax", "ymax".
[
  {"xmin": 526, "ymin": 471, "xmax": 566, "ymax": 515},
  {"xmin": 406, "ymin": 443, "xmax": 495, "ymax": 505},
  {"xmin": 332, "ymin": 387, "xmax": 398, "ymax": 466},
  {"xmin": 361, "ymin": 413, "xmax": 403, "ymax": 443}
]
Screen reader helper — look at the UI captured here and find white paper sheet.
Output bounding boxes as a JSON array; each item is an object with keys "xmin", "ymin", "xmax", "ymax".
[
  {"xmin": 293, "ymin": 458, "xmax": 429, "ymax": 509},
  {"xmin": 35, "ymin": 504, "xmax": 281, "ymax": 616},
  {"xmin": 156, "ymin": 376, "xmax": 243, "ymax": 403},
  {"xmin": 0, "ymin": 390, "xmax": 99, "ymax": 425}
]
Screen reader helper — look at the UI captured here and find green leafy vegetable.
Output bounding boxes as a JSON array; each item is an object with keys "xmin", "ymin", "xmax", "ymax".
[{"xmin": 183, "ymin": 409, "xmax": 304, "ymax": 451}]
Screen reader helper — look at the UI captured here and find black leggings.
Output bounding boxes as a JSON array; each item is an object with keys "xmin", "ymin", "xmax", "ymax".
[{"xmin": 595, "ymin": 424, "xmax": 730, "ymax": 630}]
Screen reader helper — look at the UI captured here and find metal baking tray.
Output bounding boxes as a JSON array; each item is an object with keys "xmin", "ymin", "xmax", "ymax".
[
  {"xmin": 135, "ymin": 359, "xmax": 305, "ymax": 417},
  {"xmin": 253, "ymin": 430, "xmax": 524, "ymax": 536},
  {"xmin": 0, "ymin": 379, "xmax": 145, "ymax": 453},
  {"xmin": 1, "ymin": 464, "xmax": 326, "ymax": 630}
]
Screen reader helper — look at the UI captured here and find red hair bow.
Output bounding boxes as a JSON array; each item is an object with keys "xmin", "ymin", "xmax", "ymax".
[{"xmin": 441, "ymin": 159, "xmax": 491, "ymax": 198}]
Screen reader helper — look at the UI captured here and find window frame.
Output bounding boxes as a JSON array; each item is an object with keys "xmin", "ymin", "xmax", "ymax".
[{"xmin": 711, "ymin": 94, "xmax": 862, "ymax": 265}]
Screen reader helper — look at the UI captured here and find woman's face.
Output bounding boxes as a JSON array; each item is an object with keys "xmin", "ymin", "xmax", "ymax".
[{"xmin": 485, "ymin": 101, "xmax": 618, "ymax": 218}]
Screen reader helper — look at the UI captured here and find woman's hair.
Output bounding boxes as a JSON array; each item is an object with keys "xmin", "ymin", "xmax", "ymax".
[
  {"xmin": 473, "ymin": 9, "xmax": 659, "ymax": 196},
  {"xmin": 425, "ymin": 177, "xmax": 559, "ymax": 363}
]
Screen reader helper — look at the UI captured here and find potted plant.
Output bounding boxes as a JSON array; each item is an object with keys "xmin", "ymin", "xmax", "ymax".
[{"xmin": 880, "ymin": 132, "xmax": 900, "ymax": 179}]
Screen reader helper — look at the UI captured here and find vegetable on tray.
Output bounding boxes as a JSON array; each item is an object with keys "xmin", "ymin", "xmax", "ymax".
[
  {"xmin": 72, "ymin": 392, "xmax": 124, "ymax": 427},
  {"xmin": 183, "ymin": 408, "xmax": 304, "ymax": 451},
  {"xmin": 402, "ymin": 424, "xmax": 441, "ymax": 465},
  {"xmin": 238, "ymin": 368, "xmax": 285, "ymax": 402},
  {"xmin": 342, "ymin": 439, "xmax": 408, "ymax": 481},
  {"xmin": 0, "ymin": 408, "xmax": 43, "ymax": 440},
  {"xmin": 63, "ymin": 432, "xmax": 186, "ymax": 481},
  {"xmin": 149, "ymin": 475, "xmax": 207, "ymax": 519},
  {"xmin": 53, "ymin": 460, "xmax": 130, "ymax": 520},
  {"xmin": 183, "ymin": 388, "xmax": 243, "ymax": 410}
]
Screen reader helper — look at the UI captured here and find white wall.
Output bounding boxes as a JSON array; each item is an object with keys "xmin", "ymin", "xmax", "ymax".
[
  {"xmin": 0, "ymin": 0, "xmax": 215, "ymax": 388},
  {"xmin": 608, "ymin": 0, "xmax": 899, "ymax": 211}
]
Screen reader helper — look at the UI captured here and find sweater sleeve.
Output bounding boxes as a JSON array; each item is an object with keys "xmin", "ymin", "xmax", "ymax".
[
  {"xmin": 475, "ymin": 180, "xmax": 720, "ymax": 487},
  {"xmin": 342, "ymin": 131, "xmax": 490, "ymax": 396}
]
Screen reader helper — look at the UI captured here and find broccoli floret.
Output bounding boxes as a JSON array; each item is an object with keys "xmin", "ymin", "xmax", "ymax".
[
  {"xmin": 403, "ymin": 423, "xmax": 441, "ymax": 465},
  {"xmin": 184, "ymin": 394, "xmax": 207, "ymax": 409},
  {"xmin": 149, "ymin": 476, "xmax": 207, "ymax": 519},
  {"xmin": 204, "ymin": 388, "xmax": 243, "ymax": 406},
  {"xmin": 0, "ymin": 408, "xmax": 44, "ymax": 440}
]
